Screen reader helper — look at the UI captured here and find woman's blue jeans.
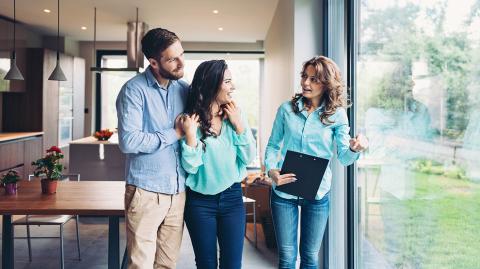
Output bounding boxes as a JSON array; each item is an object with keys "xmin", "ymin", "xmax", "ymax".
[
  {"xmin": 271, "ymin": 190, "xmax": 330, "ymax": 269},
  {"xmin": 184, "ymin": 183, "xmax": 246, "ymax": 269}
]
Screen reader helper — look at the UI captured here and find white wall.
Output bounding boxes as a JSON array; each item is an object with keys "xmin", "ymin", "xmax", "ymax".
[
  {"xmin": 182, "ymin": 41, "xmax": 263, "ymax": 52},
  {"xmin": 294, "ymin": 0, "xmax": 324, "ymax": 88},
  {"xmin": 261, "ymin": 0, "xmax": 295, "ymax": 164}
]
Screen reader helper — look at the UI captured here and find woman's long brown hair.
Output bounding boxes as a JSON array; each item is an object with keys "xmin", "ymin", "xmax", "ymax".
[
  {"xmin": 185, "ymin": 60, "xmax": 228, "ymax": 150},
  {"xmin": 291, "ymin": 56, "xmax": 350, "ymax": 125}
]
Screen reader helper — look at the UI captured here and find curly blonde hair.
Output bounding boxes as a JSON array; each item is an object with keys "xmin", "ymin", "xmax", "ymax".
[{"xmin": 291, "ymin": 56, "xmax": 349, "ymax": 125}]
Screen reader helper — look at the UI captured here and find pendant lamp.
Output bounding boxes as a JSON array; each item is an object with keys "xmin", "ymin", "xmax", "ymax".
[
  {"xmin": 48, "ymin": 0, "xmax": 67, "ymax": 81},
  {"xmin": 4, "ymin": 0, "xmax": 24, "ymax": 81}
]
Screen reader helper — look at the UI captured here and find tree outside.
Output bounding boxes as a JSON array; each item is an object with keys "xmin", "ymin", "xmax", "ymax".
[{"xmin": 357, "ymin": 0, "xmax": 480, "ymax": 268}]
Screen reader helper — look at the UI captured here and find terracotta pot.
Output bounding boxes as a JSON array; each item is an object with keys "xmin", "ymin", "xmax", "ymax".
[
  {"xmin": 5, "ymin": 183, "xmax": 17, "ymax": 195},
  {"xmin": 41, "ymin": 179, "xmax": 58, "ymax": 194}
]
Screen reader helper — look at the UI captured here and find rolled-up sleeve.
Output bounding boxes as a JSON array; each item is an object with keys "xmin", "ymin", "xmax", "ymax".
[
  {"xmin": 333, "ymin": 109, "xmax": 360, "ymax": 166},
  {"xmin": 116, "ymin": 84, "xmax": 178, "ymax": 154},
  {"xmin": 233, "ymin": 117, "xmax": 256, "ymax": 166},
  {"xmin": 264, "ymin": 105, "xmax": 285, "ymax": 173},
  {"xmin": 180, "ymin": 139, "xmax": 204, "ymax": 174}
]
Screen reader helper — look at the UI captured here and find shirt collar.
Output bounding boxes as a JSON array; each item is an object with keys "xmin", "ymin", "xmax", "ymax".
[
  {"xmin": 145, "ymin": 65, "xmax": 174, "ymax": 90},
  {"xmin": 297, "ymin": 97, "xmax": 325, "ymax": 115}
]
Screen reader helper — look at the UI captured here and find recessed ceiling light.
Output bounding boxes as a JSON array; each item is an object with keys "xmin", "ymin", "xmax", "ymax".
[
  {"xmin": 213, "ymin": 10, "xmax": 219, "ymax": 14},
  {"xmin": 43, "ymin": 9, "xmax": 51, "ymax": 13},
  {"xmin": 81, "ymin": 26, "xmax": 87, "ymax": 30},
  {"xmin": 218, "ymin": 27, "xmax": 223, "ymax": 31}
]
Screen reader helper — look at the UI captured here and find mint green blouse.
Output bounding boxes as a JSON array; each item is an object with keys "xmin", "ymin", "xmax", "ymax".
[
  {"xmin": 265, "ymin": 100, "xmax": 360, "ymax": 200},
  {"xmin": 181, "ymin": 117, "xmax": 256, "ymax": 195}
]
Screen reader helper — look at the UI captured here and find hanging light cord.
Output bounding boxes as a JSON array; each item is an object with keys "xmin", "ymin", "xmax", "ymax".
[
  {"xmin": 56, "ymin": 0, "xmax": 60, "ymax": 61},
  {"xmin": 13, "ymin": 0, "xmax": 16, "ymax": 58},
  {"xmin": 93, "ymin": 7, "xmax": 97, "ymax": 64}
]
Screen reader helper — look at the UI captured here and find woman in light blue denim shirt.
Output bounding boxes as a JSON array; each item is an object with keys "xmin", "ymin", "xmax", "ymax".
[
  {"xmin": 180, "ymin": 60, "xmax": 256, "ymax": 269},
  {"xmin": 265, "ymin": 56, "xmax": 368, "ymax": 269}
]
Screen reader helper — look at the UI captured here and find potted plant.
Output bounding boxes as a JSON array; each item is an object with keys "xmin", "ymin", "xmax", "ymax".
[
  {"xmin": 1, "ymin": 170, "xmax": 20, "ymax": 195},
  {"xmin": 94, "ymin": 129, "xmax": 114, "ymax": 141},
  {"xmin": 31, "ymin": 146, "xmax": 65, "ymax": 194}
]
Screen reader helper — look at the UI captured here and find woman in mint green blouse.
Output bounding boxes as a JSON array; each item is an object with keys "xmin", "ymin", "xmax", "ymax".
[
  {"xmin": 180, "ymin": 60, "xmax": 256, "ymax": 269},
  {"xmin": 265, "ymin": 56, "xmax": 368, "ymax": 269}
]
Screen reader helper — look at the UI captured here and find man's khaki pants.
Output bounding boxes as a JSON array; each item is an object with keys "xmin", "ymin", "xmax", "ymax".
[{"xmin": 125, "ymin": 185, "xmax": 185, "ymax": 269}]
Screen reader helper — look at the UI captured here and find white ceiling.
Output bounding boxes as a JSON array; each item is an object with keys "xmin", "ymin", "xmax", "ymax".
[{"xmin": 0, "ymin": 0, "xmax": 279, "ymax": 42}]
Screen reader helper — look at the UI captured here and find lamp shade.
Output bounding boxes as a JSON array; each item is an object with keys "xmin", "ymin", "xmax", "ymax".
[
  {"xmin": 4, "ymin": 55, "xmax": 24, "ymax": 80},
  {"xmin": 48, "ymin": 58, "xmax": 67, "ymax": 81},
  {"xmin": 48, "ymin": 0, "xmax": 67, "ymax": 82},
  {"xmin": 4, "ymin": 0, "xmax": 24, "ymax": 81}
]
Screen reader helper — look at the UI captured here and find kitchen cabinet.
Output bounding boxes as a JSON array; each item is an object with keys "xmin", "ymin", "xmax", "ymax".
[
  {"xmin": 0, "ymin": 133, "xmax": 43, "ymax": 179},
  {"xmin": 1, "ymin": 48, "xmax": 85, "ymax": 151}
]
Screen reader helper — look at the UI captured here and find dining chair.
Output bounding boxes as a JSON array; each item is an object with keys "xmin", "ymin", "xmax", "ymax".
[{"xmin": 12, "ymin": 174, "xmax": 82, "ymax": 269}]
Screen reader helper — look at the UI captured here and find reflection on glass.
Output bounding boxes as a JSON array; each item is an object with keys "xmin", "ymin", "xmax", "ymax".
[{"xmin": 357, "ymin": 0, "xmax": 480, "ymax": 268}]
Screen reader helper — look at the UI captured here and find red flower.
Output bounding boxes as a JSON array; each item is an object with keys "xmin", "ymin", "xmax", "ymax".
[
  {"xmin": 94, "ymin": 129, "xmax": 114, "ymax": 140},
  {"xmin": 47, "ymin": 146, "xmax": 62, "ymax": 154}
]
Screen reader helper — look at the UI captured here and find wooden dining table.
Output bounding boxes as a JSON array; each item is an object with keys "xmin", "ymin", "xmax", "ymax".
[{"xmin": 0, "ymin": 180, "xmax": 126, "ymax": 269}]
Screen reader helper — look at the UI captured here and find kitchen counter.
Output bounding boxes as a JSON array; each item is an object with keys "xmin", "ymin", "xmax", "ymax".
[
  {"xmin": 69, "ymin": 134, "xmax": 125, "ymax": 181},
  {"xmin": 70, "ymin": 133, "xmax": 118, "ymax": 145},
  {"xmin": 0, "ymin": 132, "xmax": 44, "ymax": 143},
  {"xmin": 0, "ymin": 132, "xmax": 43, "ymax": 178}
]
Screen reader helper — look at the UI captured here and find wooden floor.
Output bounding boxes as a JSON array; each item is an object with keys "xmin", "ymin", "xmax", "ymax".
[{"xmin": 0, "ymin": 216, "xmax": 277, "ymax": 269}]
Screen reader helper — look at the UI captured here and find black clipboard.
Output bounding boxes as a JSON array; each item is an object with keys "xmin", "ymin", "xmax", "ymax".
[{"xmin": 276, "ymin": 150, "xmax": 329, "ymax": 200}]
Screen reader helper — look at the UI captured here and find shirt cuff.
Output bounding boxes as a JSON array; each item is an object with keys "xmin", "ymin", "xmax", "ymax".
[
  {"xmin": 347, "ymin": 148, "xmax": 361, "ymax": 161},
  {"xmin": 181, "ymin": 140, "xmax": 201, "ymax": 155},
  {"xmin": 264, "ymin": 163, "xmax": 278, "ymax": 177},
  {"xmin": 157, "ymin": 128, "xmax": 179, "ymax": 147}
]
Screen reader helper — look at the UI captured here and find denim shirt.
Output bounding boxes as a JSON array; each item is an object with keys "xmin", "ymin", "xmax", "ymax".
[
  {"xmin": 265, "ymin": 100, "xmax": 360, "ymax": 200},
  {"xmin": 116, "ymin": 66, "xmax": 189, "ymax": 194}
]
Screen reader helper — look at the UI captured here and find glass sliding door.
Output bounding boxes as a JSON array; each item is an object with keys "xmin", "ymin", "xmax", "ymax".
[{"xmin": 355, "ymin": 0, "xmax": 480, "ymax": 268}]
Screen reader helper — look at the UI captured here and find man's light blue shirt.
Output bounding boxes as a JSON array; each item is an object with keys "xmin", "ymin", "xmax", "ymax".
[
  {"xmin": 116, "ymin": 66, "xmax": 189, "ymax": 194},
  {"xmin": 265, "ymin": 100, "xmax": 360, "ymax": 200}
]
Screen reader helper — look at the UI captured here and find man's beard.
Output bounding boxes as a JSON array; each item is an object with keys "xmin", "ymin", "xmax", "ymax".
[{"xmin": 157, "ymin": 64, "xmax": 184, "ymax": 80}]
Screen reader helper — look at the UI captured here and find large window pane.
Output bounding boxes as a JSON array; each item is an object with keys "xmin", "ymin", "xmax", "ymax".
[
  {"xmin": 356, "ymin": 0, "xmax": 480, "ymax": 268},
  {"xmin": 100, "ymin": 55, "xmax": 137, "ymax": 130}
]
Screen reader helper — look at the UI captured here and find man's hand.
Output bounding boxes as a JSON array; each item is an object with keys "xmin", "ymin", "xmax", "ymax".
[{"xmin": 175, "ymin": 114, "xmax": 186, "ymax": 139}]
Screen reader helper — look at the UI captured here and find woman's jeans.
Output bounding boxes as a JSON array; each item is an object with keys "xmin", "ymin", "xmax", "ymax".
[
  {"xmin": 184, "ymin": 182, "xmax": 246, "ymax": 269},
  {"xmin": 271, "ymin": 190, "xmax": 330, "ymax": 269}
]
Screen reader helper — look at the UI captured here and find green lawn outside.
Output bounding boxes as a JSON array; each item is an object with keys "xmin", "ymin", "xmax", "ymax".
[{"xmin": 367, "ymin": 170, "xmax": 480, "ymax": 268}]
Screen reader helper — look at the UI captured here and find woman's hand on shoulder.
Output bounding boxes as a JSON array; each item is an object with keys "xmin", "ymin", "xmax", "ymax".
[
  {"xmin": 349, "ymin": 133, "xmax": 369, "ymax": 152},
  {"xmin": 183, "ymin": 114, "xmax": 200, "ymax": 137},
  {"xmin": 268, "ymin": 169, "xmax": 297, "ymax": 186},
  {"xmin": 223, "ymin": 101, "xmax": 245, "ymax": 134}
]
